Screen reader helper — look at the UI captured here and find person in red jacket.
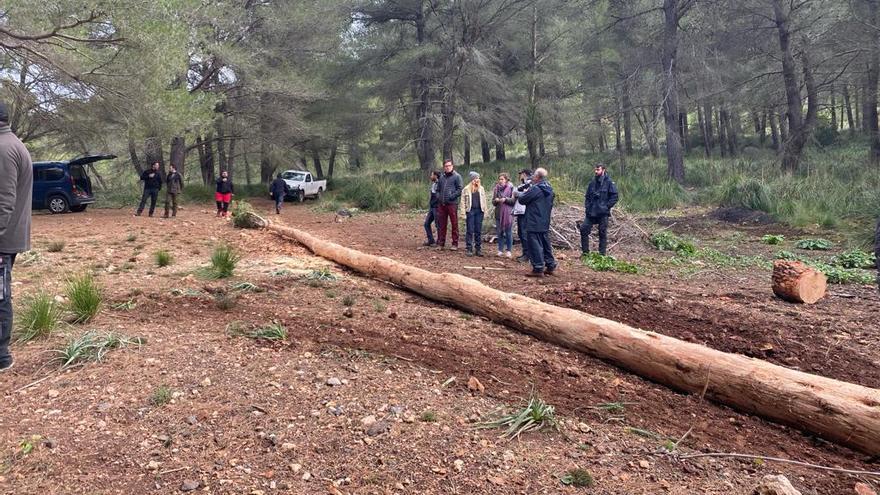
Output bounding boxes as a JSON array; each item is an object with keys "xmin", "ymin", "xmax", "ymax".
[{"xmin": 215, "ymin": 170, "xmax": 234, "ymax": 217}]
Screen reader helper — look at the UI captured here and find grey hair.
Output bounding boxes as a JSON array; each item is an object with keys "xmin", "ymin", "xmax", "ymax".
[{"xmin": 534, "ymin": 167, "xmax": 548, "ymax": 178}]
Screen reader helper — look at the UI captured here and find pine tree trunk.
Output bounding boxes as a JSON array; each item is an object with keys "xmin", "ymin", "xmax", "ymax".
[
  {"xmin": 661, "ymin": 0, "xmax": 685, "ymax": 183},
  {"xmin": 481, "ymin": 137, "xmax": 491, "ymax": 163},
  {"xmin": 769, "ymin": 112, "xmax": 781, "ymax": 152},
  {"xmin": 128, "ymin": 137, "xmax": 144, "ymax": 175},
  {"xmin": 717, "ymin": 109, "xmax": 727, "ymax": 158},
  {"xmin": 327, "ymin": 142, "xmax": 338, "ymax": 179},
  {"xmin": 866, "ymin": 0, "xmax": 880, "ymax": 165},
  {"xmin": 463, "ymin": 134, "xmax": 471, "ymax": 166},
  {"xmin": 312, "ymin": 149, "xmax": 325, "ymax": 180},
  {"xmin": 772, "ymin": 261, "xmax": 827, "ymax": 304},
  {"xmin": 170, "ymin": 136, "xmax": 186, "ymax": 180},
  {"xmin": 144, "ymin": 136, "xmax": 165, "ymax": 176}
]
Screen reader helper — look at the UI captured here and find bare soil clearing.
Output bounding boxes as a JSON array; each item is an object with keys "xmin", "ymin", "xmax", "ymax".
[{"xmin": 0, "ymin": 203, "xmax": 877, "ymax": 494}]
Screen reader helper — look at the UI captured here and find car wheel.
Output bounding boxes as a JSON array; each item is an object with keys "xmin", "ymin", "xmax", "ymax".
[
  {"xmin": 297, "ymin": 190, "xmax": 305, "ymax": 203},
  {"xmin": 48, "ymin": 195, "xmax": 70, "ymax": 214},
  {"xmin": 70, "ymin": 205, "xmax": 88, "ymax": 213},
  {"xmin": 316, "ymin": 188, "xmax": 323, "ymax": 201}
]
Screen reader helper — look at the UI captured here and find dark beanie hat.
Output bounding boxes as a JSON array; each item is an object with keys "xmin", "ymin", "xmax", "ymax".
[{"xmin": 0, "ymin": 102, "xmax": 8, "ymax": 123}]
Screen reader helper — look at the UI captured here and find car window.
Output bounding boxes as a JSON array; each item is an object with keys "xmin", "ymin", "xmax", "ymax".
[
  {"xmin": 281, "ymin": 171, "xmax": 307, "ymax": 181},
  {"xmin": 306, "ymin": 174, "xmax": 312, "ymax": 182},
  {"xmin": 69, "ymin": 164, "xmax": 88, "ymax": 180},
  {"xmin": 37, "ymin": 168, "xmax": 65, "ymax": 181}
]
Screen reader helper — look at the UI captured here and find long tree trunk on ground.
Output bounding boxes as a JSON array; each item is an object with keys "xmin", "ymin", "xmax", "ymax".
[
  {"xmin": 170, "ymin": 136, "xmax": 186, "ymax": 180},
  {"xmin": 481, "ymin": 137, "xmax": 491, "ymax": 163},
  {"xmin": 844, "ymin": 84, "xmax": 856, "ymax": 135},
  {"xmin": 259, "ymin": 222, "xmax": 880, "ymax": 457},
  {"xmin": 773, "ymin": 0, "xmax": 816, "ymax": 173},
  {"xmin": 866, "ymin": 0, "xmax": 880, "ymax": 164},
  {"xmin": 661, "ymin": 0, "xmax": 686, "ymax": 183}
]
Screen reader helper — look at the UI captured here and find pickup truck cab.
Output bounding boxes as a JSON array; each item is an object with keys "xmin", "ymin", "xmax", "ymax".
[{"xmin": 279, "ymin": 170, "xmax": 327, "ymax": 201}]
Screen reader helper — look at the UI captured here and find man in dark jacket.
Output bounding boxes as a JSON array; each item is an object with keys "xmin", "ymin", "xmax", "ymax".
[
  {"xmin": 580, "ymin": 163, "xmax": 619, "ymax": 256},
  {"xmin": 163, "ymin": 163, "xmax": 183, "ymax": 218},
  {"xmin": 517, "ymin": 167, "xmax": 557, "ymax": 277},
  {"xmin": 136, "ymin": 162, "xmax": 163, "ymax": 217},
  {"xmin": 423, "ymin": 170, "xmax": 440, "ymax": 246},
  {"xmin": 435, "ymin": 159, "xmax": 463, "ymax": 250},
  {"xmin": 0, "ymin": 101, "xmax": 32, "ymax": 371},
  {"xmin": 270, "ymin": 173, "xmax": 290, "ymax": 214}
]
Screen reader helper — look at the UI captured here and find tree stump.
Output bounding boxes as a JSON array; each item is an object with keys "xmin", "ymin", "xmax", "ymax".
[{"xmin": 772, "ymin": 260, "xmax": 827, "ymax": 304}]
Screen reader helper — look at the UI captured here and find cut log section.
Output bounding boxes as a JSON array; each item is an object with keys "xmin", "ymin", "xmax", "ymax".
[
  {"xmin": 260, "ymin": 219, "xmax": 880, "ymax": 456},
  {"xmin": 772, "ymin": 260, "xmax": 827, "ymax": 304}
]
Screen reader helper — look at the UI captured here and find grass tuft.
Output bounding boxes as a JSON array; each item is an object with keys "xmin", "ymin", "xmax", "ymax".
[
  {"xmin": 46, "ymin": 241, "xmax": 66, "ymax": 253},
  {"xmin": 477, "ymin": 392, "xmax": 559, "ymax": 439},
  {"xmin": 155, "ymin": 250, "xmax": 173, "ymax": 267},
  {"xmin": 151, "ymin": 385, "xmax": 172, "ymax": 406},
  {"xmin": 420, "ymin": 410, "xmax": 438, "ymax": 423},
  {"xmin": 65, "ymin": 273, "xmax": 103, "ymax": 323},
  {"xmin": 53, "ymin": 330, "xmax": 144, "ymax": 368},
  {"xmin": 305, "ymin": 267, "xmax": 338, "ymax": 282},
  {"xmin": 204, "ymin": 244, "xmax": 240, "ymax": 279},
  {"xmin": 15, "ymin": 291, "xmax": 62, "ymax": 342},
  {"xmin": 228, "ymin": 321, "xmax": 288, "ymax": 341},
  {"xmin": 561, "ymin": 468, "xmax": 594, "ymax": 487},
  {"xmin": 650, "ymin": 231, "xmax": 696, "ymax": 255}
]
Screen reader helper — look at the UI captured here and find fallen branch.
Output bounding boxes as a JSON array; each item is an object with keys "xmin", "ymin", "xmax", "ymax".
[
  {"xmin": 677, "ymin": 452, "xmax": 880, "ymax": 477},
  {"xmin": 253, "ymin": 217, "xmax": 880, "ymax": 456}
]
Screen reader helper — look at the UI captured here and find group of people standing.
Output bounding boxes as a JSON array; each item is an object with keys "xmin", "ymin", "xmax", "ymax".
[
  {"xmin": 134, "ymin": 163, "xmax": 234, "ymax": 218},
  {"xmin": 423, "ymin": 159, "xmax": 620, "ymax": 278}
]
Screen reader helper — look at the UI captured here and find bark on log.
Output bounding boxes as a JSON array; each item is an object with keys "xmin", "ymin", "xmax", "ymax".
[
  {"xmin": 261, "ymin": 220, "xmax": 880, "ymax": 455},
  {"xmin": 772, "ymin": 261, "xmax": 827, "ymax": 304}
]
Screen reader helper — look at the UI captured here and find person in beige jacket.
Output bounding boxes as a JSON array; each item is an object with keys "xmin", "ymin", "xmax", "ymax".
[
  {"xmin": 459, "ymin": 171, "xmax": 491, "ymax": 257},
  {"xmin": 0, "ymin": 101, "xmax": 33, "ymax": 371}
]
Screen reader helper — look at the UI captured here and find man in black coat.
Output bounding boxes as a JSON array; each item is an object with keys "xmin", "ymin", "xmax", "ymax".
[
  {"xmin": 580, "ymin": 163, "xmax": 619, "ymax": 256},
  {"xmin": 517, "ymin": 167, "xmax": 558, "ymax": 277},
  {"xmin": 136, "ymin": 162, "xmax": 163, "ymax": 217},
  {"xmin": 270, "ymin": 173, "xmax": 290, "ymax": 214}
]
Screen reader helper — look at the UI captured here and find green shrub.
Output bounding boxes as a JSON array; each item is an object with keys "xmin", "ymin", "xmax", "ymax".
[
  {"xmin": 831, "ymin": 249, "xmax": 876, "ymax": 269},
  {"xmin": 580, "ymin": 253, "xmax": 639, "ymax": 273},
  {"xmin": 205, "ymin": 244, "xmax": 240, "ymax": 279},
  {"xmin": 795, "ymin": 239, "xmax": 833, "ymax": 251},
  {"xmin": 650, "ymin": 231, "xmax": 696, "ymax": 255},
  {"xmin": 154, "ymin": 250, "xmax": 173, "ymax": 267},
  {"xmin": 46, "ymin": 241, "xmax": 66, "ymax": 253},
  {"xmin": 231, "ymin": 200, "xmax": 257, "ymax": 228},
  {"xmin": 761, "ymin": 234, "xmax": 785, "ymax": 245},
  {"xmin": 561, "ymin": 468, "xmax": 594, "ymax": 488},
  {"xmin": 716, "ymin": 175, "xmax": 775, "ymax": 213},
  {"xmin": 152, "ymin": 386, "xmax": 172, "ymax": 406},
  {"xmin": 15, "ymin": 291, "xmax": 62, "ymax": 342},
  {"xmin": 65, "ymin": 274, "xmax": 103, "ymax": 323}
]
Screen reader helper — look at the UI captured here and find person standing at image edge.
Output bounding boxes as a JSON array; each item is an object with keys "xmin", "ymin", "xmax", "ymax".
[
  {"xmin": 423, "ymin": 170, "xmax": 440, "ymax": 246},
  {"xmin": 580, "ymin": 163, "xmax": 619, "ymax": 256},
  {"xmin": 517, "ymin": 167, "xmax": 557, "ymax": 277},
  {"xmin": 460, "ymin": 171, "xmax": 488, "ymax": 257},
  {"xmin": 0, "ymin": 101, "xmax": 33, "ymax": 371},
  {"xmin": 435, "ymin": 159, "xmax": 463, "ymax": 250},
  {"xmin": 136, "ymin": 162, "xmax": 163, "ymax": 217},
  {"xmin": 512, "ymin": 169, "xmax": 532, "ymax": 262},
  {"xmin": 163, "ymin": 163, "xmax": 183, "ymax": 218},
  {"xmin": 270, "ymin": 173, "xmax": 290, "ymax": 215},
  {"xmin": 216, "ymin": 170, "xmax": 234, "ymax": 217}
]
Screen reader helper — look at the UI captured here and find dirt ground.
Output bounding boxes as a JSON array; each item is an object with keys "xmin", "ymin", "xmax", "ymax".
[{"xmin": 0, "ymin": 201, "xmax": 878, "ymax": 494}]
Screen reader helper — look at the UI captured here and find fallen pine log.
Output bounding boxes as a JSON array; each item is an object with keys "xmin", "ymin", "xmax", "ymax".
[
  {"xmin": 772, "ymin": 260, "xmax": 827, "ymax": 304},
  {"xmin": 256, "ymin": 217, "xmax": 880, "ymax": 456}
]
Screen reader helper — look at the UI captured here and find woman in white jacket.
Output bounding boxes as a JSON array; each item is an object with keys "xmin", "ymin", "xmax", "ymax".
[{"xmin": 459, "ymin": 171, "xmax": 490, "ymax": 257}]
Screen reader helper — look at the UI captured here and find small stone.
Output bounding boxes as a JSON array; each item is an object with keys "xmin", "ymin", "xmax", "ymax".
[
  {"xmin": 42, "ymin": 437, "xmax": 57, "ymax": 449},
  {"xmin": 753, "ymin": 475, "xmax": 802, "ymax": 495},
  {"xmin": 390, "ymin": 405, "xmax": 405, "ymax": 416},
  {"xmin": 360, "ymin": 415, "xmax": 377, "ymax": 427},
  {"xmin": 502, "ymin": 450, "xmax": 515, "ymax": 463},
  {"xmin": 185, "ymin": 415, "xmax": 198, "ymax": 425},
  {"xmin": 402, "ymin": 412, "xmax": 416, "ymax": 423},
  {"xmin": 366, "ymin": 421, "xmax": 391, "ymax": 437},
  {"xmin": 467, "ymin": 376, "xmax": 485, "ymax": 394},
  {"xmin": 180, "ymin": 479, "xmax": 200, "ymax": 492},
  {"xmin": 487, "ymin": 476, "xmax": 505, "ymax": 486},
  {"xmin": 47, "ymin": 389, "xmax": 60, "ymax": 399},
  {"xmin": 342, "ymin": 308, "xmax": 354, "ymax": 318},
  {"xmin": 855, "ymin": 483, "xmax": 878, "ymax": 495},
  {"xmin": 577, "ymin": 422, "xmax": 592, "ymax": 433},
  {"xmin": 638, "ymin": 460, "xmax": 650, "ymax": 469},
  {"xmin": 147, "ymin": 460, "xmax": 161, "ymax": 470},
  {"xmin": 453, "ymin": 459, "xmax": 464, "ymax": 472},
  {"xmin": 326, "ymin": 377, "xmax": 342, "ymax": 386},
  {"xmin": 302, "ymin": 472, "xmax": 312, "ymax": 481},
  {"xmin": 289, "ymin": 463, "xmax": 302, "ymax": 473},
  {"xmin": 281, "ymin": 443, "xmax": 296, "ymax": 452},
  {"xmin": 200, "ymin": 377, "xmax": 212, "ymax": 387}
]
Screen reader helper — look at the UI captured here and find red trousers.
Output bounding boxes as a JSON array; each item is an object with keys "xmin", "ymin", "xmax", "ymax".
[{"xmin": 436, "ymin": 203, "xmax": 459, "ymax": 247}]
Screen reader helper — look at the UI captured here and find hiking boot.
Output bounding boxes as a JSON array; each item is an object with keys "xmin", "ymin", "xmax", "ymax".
[
  {"xmin": 423, "ymin": 241, "xmax": 436, "ymax": 247},
  {"xmin": 525, "ymin": 271, "xmax": 545, "ymax": 278},
  {"xmin": 505, "ymin": 251, "xmax": 513, "ymax": 258},
  {"xmin": 497, "ymin": 251, "xmax": 503, "ymax": 257},
  {"xmin": 545, "ymin": 266, "xmax": 558, "ymax": 276},
  {"xmin": 516, "ymin": 255, "xmax": 529, "ymax": 262},
  {"xmin": 466, "ymin": 250, "xmax": 474, "ymax": 257},
  {"xmin": 475, "ymin": 251, "xmax": 484, "ymax": 257},
  {"xmin": 449, "ymin": 245, "xmax": 459, "ymax": 251},
  {"xmin": 0, "ymin": 359, "xmax": 14, "ymax": 372}
]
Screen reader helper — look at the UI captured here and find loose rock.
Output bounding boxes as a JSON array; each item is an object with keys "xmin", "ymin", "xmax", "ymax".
[
  {"xmin": 326, "ymin": 377, "xmax": 342, "ymax": 386},
  {"xmin": 180, "ymin": 480, "xmax": 200, "ymax": 492},
  {"xmin": 753, "ymin": 475, "xmax": 802, "ymax": 495},
  {"xmin": 855, "ymin": 483, "xmax": 878, "ymax": 495},
  {"xmin": 467, "ymin": 376, "xmax": 485, "ymax": 394},
  {"xmin": 366, "ymin": 420, "xmax": 391, "ymax": 437}
]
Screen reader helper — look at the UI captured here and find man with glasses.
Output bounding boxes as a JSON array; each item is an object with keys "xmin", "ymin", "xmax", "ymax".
[{"xmin": 580, "ymin": 163, "xmax": 619, "ymax": 257}]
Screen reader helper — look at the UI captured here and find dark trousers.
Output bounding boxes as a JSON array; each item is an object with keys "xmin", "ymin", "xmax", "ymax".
[
  {"xmin": 516, "ymin": 215, "xmax": 529, "ymax": 258},
  {"xmin": 275, "ymin": 197, "xmax": 284, "ymax": 213},
  {"xmin": 137, "ymin": 188, "xmax": 159, "ymax": 216},
  {"xmin": 164, "ymin": 192, "xmax": 179, "ymax": 217},
  {"xmin": 580, "ymin": 215, "xmax": 609, "ymax": 255},
  {"xmin": 424, "ymin": 208, "xmax": 437, "ymax": 244},
  {"xmin": 436, "ymin": 203, "xmax": 459, "ymax": 247},
  {"xmin": 0, "ymin": 253, "xmax": 17, "ymax": 367},
  {"xmin": 465, "ymin": 209, "xmax": 484, "ymax": 253},
  {"xmin": 527, "ymin": 231, "xmax": 557, "ymax": 273}
]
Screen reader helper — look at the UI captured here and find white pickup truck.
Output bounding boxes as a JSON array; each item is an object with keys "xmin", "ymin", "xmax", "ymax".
[{"xmin": 279, "ymin": 170, "xmax": 327, "ymax": 202}]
